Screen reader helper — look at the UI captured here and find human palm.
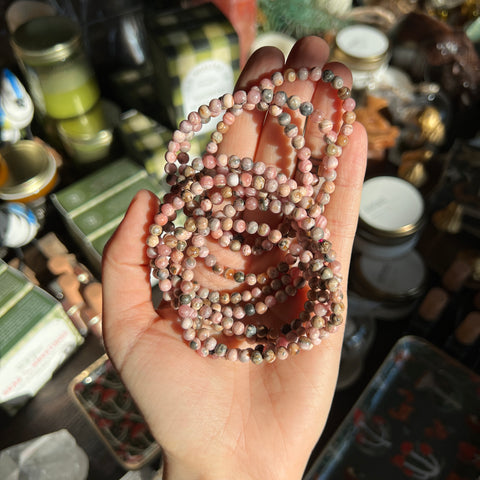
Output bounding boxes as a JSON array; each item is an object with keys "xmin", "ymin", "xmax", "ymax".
[{"xmin": 102, "ymin": 36, "xmax": 367, "ymax": 480}]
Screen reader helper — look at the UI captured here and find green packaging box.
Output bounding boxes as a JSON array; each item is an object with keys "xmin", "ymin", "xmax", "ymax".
[
  {"xmin": 50, "ymin": 158, "xmax": 165, "ymax": 273},
  {"xmin": 0, "ymin": 261, "xmax": 84, "ymax": 416},
  {"xmin": 146, "ymin": 2, "xmax": 240, "ymax": 149}
]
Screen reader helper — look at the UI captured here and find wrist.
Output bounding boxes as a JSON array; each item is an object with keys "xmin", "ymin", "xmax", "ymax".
[{"xmin": 161, "ymin": 451, "xmax": 307, "ymax": 480}]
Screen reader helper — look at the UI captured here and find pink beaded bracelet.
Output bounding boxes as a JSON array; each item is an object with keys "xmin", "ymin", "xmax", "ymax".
[{"xmin": 146, "ymin": 67, "xmax": 356, "ymax": 365}]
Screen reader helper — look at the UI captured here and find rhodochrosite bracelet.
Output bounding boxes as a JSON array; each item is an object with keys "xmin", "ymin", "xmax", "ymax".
[{"xmin": 146, "ymin": 67, "xmax": 356, "ymax": 365}]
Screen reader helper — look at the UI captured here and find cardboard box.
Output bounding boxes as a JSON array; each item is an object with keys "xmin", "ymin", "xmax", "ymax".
[{"xmin": 0, "ymin": 261, "xmax": 84, "ymax": 416}]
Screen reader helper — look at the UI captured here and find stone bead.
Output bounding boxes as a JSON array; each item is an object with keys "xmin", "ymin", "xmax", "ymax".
[
  {"xmin": 285, "ymin": 68, "xmax": 296, "ymax": 82},
  {"xmin": 251, "ymin": 350, "xmax": 263, "ymax": 365},
  {"xmin": 322, "ymin": 69, "xmax": 334, "ymax": 82},
  {"xmin": 278, "ymin": 112, "xmax": 291, "ymax": 126},
  {"xmin": 331, "ymin": 76, "xmax": 344, "ymax": 89},
  {"xmin": 287, "ymin": 95, "xmax": 301, "ymax": 110},
  {"xmin": 299, "ymin": 101, "xmax": 313, "ymax": 116}
]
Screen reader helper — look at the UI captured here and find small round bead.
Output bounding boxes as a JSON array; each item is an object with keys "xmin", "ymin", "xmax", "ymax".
[
  {"xmin": 299, "ymin": 101, "xmax": 313, "ymax": 116},
  {"xmin": 331, "ymin": 76, "xmax": 344, "ymax": 89},
  {"xmin": 322, "ymin": 69, "xmax": 334, "ymax": 82},
  {"xmin": 287, "ymin": 95, "xmax": 301, "ymax": 110}
]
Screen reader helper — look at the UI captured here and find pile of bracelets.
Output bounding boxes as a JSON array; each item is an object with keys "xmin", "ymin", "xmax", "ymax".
[{"xmin": 145, "ymin": 66, "xmax": 356, "ymax": 365}]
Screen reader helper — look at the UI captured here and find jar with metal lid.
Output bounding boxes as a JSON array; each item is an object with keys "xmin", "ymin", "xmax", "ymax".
[
  {"xmin": 355, "ymin": 176, "xmax": 425, "ymax": 259},
  {"xmin": 350, "ymin": 250, "xmax": 428, "ymax": 321},
  {"xmin": 332, "ymin": 24, "xmax": 390, "ymax": 90},
  {"xmin": 11, "ymin": 16, "xmax": 100, "ymax": 120}
]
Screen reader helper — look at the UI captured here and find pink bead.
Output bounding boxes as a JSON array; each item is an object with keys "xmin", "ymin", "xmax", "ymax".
[
  {"xmin": 265, "ymin": 179, "xmax": 278, "ymax": 193},
  {"xmin": 210, "ymin": 192, "xmax": 223, "ymax": 205},
  {"xmin": 324, "ymin": 156, "xmax": 339, "ymax": 169},
  {"xmin": 165, "ymin": 151, "xmax": 176, "ymax": 163},
  {"xmin": 331, "ymin": 260, "xmax": 342, "ymax": 275},
  {"xmin": 240, "ymin": 172, "xmax": 252, "ymax": 187},
  {"xmin": 276, "ymin": 336, "xmax": 289, "ymax": 348},
  {"xmin": 209, "ymin": 98, "xmax": 222, "ymax": 115},
  {"xmin": 217, "ymin": 153, "xmax": 228, "ymax": 167},
  {"xmin": 343, "ymin": 97, "xmax": 356, "ymax": 112},
  {"xmin": 200, "ymin": 176, "xmax": 214, "ymax": 189},
  {"xmin": 211, "ymin": 312, "xmax": 223, "ymax": 324},
  {"xmin": 301, "ymin": 172, "xmax": 314, "ymax": 186},
  {"xmin": 265, "ymin": 295, "xmax": 276, "ymax": 308},
  {"xmin": 168, "ymin": 140, "xmax": 180, "ymax": 152},
  {"xmin": 192, "ymin": 235, "xmax": 205, "ymax": 247},
  {"xmin": 200, "ymin": 199, "xmax": 212, "ymax": 211},
  {"xmin": 341, "ymin": 124, "xmax": 354, "ymax": 136},
  {"xmin": 264, "ymin": 166, "xmax": 277, "ymax": 179},
  {"xmin": 260, "ymin": 77, "xmax": 274, "ymax": 90},
  {"xmin": 188, "ymin": 111, "xmax": 201, "ymax": 125},
  {"xmin": 311, "ymin": 109, "xmax": 325, "ymax": 123},
  {"xmin": 227, "ymin": 348, "xmax": 238, "ymax": 361},
  {"xmin": 223, "ymin": 111, "xmax": 235, "ymax": 126},
  {"xmin": 233, "ymin": 90, "xmax": 247, "ymax": 105},
  {"xmin": 180, "ymin": 141, "xmax": 190, "ymax": 152},
  {"xmin": 316, "ymin": 215, "xmax": 327, "ymax": 229},
  {"xmin": 173, "ymin": 130, "xmax": 185, "ymax": 142},
  {"xmin": 252, "ymin": 287, "xmax": 262, "ymax": 298},
  {"xmin": 202, "ymin": 154, "xmax": 216, "ymax": 169},
  {"xmin": 247, "ymin": 88, "xmax": 261, "ymax": 104},
  {"xmin": 298, "ymin": 160, "xmax": 312, "ymax": 173},
  {"xmin": 179, "ymin": 120, "xmax": 192, "ymax": 133},
  {"xmin": 154, "ymin": 213, "xmax": 168, "ymax": 226},
  {"xmin": 245, "ymin": 197, "xmax": 258, "ymax": 210},
  {"xmin": 161, "ymin": 203, "xmax": 175, "ymax": 217},
  {"xmin": 183, "ymin": 329, "xmax": 195, "ymax": 341},
  {"xmin": 159, "ymin": 279, "xmax": 172, "ymax": 293},
  {"xmin": 309, "ymin": 66, "xmax": 323, "ymax": 81},
  {"xmin": 233, "ymin": 306, "xmax": 245, "ymax": 319},
  {"xmin": 206, "ymin": 142, "xmax": 218, "ymax": 153},
  {"xmin": 232, "ymin": 321, "xmax": 245, "ymax": 335},
  {"xmin": 214, "ymin": 174, "xmax": 226, "ymax": 187},
  {"xmin": 179, "ymin": 304, "xmax": 194, "ymax": 319},
  {"xmin": 324, "ymin": 169, "xmax": 337, "ymax": 182},
  {"xmin": 233, "ymin": 219, "xmax": 246, "ymax": 233},
  {"xmin": 199, "ymin": 246, "xmax": 209, "ymax": 257}
]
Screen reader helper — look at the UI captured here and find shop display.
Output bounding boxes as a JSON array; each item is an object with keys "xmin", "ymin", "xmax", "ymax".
[{"xmin": 0, "ymin": 0, "xmax": 479, "ymax": 476}]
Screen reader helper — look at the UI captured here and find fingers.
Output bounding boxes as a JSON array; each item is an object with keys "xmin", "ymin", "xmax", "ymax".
[
  {"xmin": 217, "ymin": 46, "xmax": 285, "ymax": 159},
  {"xmin": 255, "ymin": 36, "xmax": 330, "ymax": 175},
  {"xmin": 102, "ymin": 190, "xmax": 160, "ymax": 361}
]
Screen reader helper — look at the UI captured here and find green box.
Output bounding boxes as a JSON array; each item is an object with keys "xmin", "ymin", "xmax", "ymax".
[
  {"xmin": 0, "ymin": 261, "xmax": 84, "ymax": 416},
  {"xmin": 50, "ymin": 158, "xmax": 165, "ymax": 273},
  {"xmin": 146, "ymin": 2, "xmax": 240, "ymax": 150}
]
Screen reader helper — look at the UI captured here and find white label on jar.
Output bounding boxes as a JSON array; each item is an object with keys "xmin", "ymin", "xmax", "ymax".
[
  {"xmin": 359, "ymin": 250, "xmax": 426, "ymax": 297},
  {"xmin": 181, "ymin": 60, "xmax": 234, "ymax": 134},
  {"xmin": 336, "ymin": 24, "xmax": 389, "ymax": 59},
  {"xmin": 360, "ymin": 176, "xmax": 424, "ymax": 234}
]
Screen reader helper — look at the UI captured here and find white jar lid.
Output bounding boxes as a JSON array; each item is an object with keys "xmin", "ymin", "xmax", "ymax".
[
  {"xmin": 359, "ymin": 176, "xmax": 425, "ymax": 238},
  {"xmin": 335, "ymin": 24, "xmax": 389, "ymax": 61}
]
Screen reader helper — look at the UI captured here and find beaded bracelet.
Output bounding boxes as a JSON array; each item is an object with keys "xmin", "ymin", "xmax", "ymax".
[{"xmin": 146, "ymin": 66, "xmax": 356, "ymax": 365}]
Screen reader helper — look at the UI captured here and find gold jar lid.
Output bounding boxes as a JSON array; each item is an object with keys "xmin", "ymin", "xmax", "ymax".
[
  {"xmin": 0, "ymin": 140, "xmax": 57, "ymax": 202},
  {"xmin": 359, "ymin": 176, "xmax": 425, "ymax": 239},
  {"xmin": 12, "ymin": 16, "xmax": 81, "ymax": 65},
  {"xmin": 334, "ymin": 24, "xmax": 390, "ymax": 71}
]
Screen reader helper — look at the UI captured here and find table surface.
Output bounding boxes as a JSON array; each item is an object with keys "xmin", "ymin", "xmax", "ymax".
[{"xmin": 0, "ymin": 307, "xmax": 407, "ymax": 480}]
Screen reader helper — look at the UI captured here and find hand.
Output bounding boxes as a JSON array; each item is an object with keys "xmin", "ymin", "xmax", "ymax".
[{"xmin": 102, "ymin": 36, "xmax": 367, "ymax": 480}]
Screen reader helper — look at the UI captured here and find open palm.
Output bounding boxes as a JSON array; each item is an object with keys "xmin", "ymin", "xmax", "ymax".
[{"xmin": 102, "ymin": 36, "xmax": 367, "ymax": 480}]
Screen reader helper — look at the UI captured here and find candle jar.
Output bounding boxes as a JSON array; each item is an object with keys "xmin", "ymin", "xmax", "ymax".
[
  {"xmin": 332, "ymin": 24, "xmax": 390, "ymax": 91},
  {"xmin": 11, "ymin": 16, "xmax": 100, "ymax": 120}
]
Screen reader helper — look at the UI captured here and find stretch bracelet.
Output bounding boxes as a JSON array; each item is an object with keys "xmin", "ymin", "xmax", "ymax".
[{"xmin": 146, "ymin": 66, "xmax": 356, "ymax": 364}]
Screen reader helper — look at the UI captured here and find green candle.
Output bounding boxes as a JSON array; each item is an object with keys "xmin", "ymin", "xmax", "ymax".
[{"xmin": 12, "ymin": 16, "xmax": 101, "ymax": 120}]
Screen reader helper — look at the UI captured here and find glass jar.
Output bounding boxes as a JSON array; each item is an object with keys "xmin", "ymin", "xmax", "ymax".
[
  {"xmin": 332, "ymin": 24, "xmax": 390, "ymax": 91},
  {"xmin": 355, "ymin": 176, "xmax": 426, "ymax": 259},
  {"xmin": 11, "ymin": 16, "xmax": 100, "ymax": 120}
]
